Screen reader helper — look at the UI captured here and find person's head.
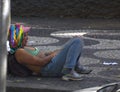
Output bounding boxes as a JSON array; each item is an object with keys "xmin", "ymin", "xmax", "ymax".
[{"xmin": 8, "ymin": 24, "xmax": 31, "ymax": 54}]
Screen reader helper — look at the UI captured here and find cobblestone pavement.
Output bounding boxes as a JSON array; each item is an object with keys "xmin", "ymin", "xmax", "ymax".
[{"xmin": 7, "ymin": 17, "xmax": 120, "ymax": 92}]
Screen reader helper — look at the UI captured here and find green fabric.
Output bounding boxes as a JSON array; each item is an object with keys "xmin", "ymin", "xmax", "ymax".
[{"xmin": 24, "ymin": 47, "xmax": 40, "ymax": 56}]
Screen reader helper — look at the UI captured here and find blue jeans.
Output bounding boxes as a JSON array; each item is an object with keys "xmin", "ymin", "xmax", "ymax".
[{"xmin": 41, "ymin": 37, "xmax": 84, "ymax": 77}]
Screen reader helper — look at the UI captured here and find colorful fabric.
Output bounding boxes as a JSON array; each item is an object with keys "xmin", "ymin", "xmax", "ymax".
[
  {"xmin": 16, "ymin": 23, "xmax": 31, "ymax": 33},
  {"xmin": 8, "ymin": 24, "xmax": 24, "ymax": 54}
]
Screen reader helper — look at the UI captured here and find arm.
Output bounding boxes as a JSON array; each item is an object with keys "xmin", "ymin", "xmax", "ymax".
[
  {"xmin": 36, "ymin": 49, "xmax": 60, "ymax": 58},
  {"xmin": 15, "ymin": 48, "xmax": 54, "ymax": 67},
  {"xmin": 44, "ymin": 49, "xmax": 60, "ymax": 56}
]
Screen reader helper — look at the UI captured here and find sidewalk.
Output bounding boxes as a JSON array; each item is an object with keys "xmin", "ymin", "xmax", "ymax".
[{"xmin": 7, "ymin": 17, "xmax": 120, "ymax": 92}]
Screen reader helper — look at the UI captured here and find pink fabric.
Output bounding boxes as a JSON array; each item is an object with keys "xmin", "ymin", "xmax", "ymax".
[{"xmin": 22, "ymin": 26, "xmax": 31, "ymax": 33}]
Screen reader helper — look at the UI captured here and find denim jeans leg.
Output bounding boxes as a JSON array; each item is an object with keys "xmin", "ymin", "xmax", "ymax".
[
  {"xmin": 40, "ymin": 37, "xmax": 83, "ymax": 77},
  {"xmin": 62, "ymin": 38, "xmax": 83, "ymax": 69}
]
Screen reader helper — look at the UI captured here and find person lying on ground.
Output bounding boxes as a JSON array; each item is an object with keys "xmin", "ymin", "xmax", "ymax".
[{"xmin": 7, "ymin": 24, "xmax": 92, "ymax": 81}]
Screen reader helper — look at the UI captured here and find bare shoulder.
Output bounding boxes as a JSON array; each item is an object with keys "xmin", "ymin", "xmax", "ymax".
[
  {"xmin": 15, "ymin": 48, "xmax": 34, "ymax": 64},
  {"xmin": 15, "ymin": 48, "xmax": 27, "ymax": 56}
]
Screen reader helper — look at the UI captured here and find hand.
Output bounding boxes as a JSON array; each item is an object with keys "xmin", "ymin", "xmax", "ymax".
[
  {"xmin": 45, "ymin": 49, "xmax": 60, "ymax": 56},
  {"xmin": 50, "ymin": 52, "xmax": 57, "ymax": 57},
  {"xmin": 37, "ymin": 52, "xmax": 46, "ymax": 58}
]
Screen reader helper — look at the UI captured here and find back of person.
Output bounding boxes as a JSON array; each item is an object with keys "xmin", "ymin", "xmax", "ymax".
[{"xmin": 7, "ymin": 52, "xmax": 32, "ymax": 77}]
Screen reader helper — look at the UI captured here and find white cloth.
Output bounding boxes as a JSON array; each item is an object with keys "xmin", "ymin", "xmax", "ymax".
[{"xmin": 7, "ymin": 41, "xmax": 10, "ymax": 51}]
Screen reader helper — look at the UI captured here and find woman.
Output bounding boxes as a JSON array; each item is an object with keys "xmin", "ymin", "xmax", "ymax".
[{"xmin": 7, "ymin": 24, "xmax": 92, "ymax": 81}]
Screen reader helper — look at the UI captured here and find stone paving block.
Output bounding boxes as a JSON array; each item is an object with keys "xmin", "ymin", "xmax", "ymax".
[{"xmin": 7, "ymin": 17, "xmax": 120, "ymax": 92}]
